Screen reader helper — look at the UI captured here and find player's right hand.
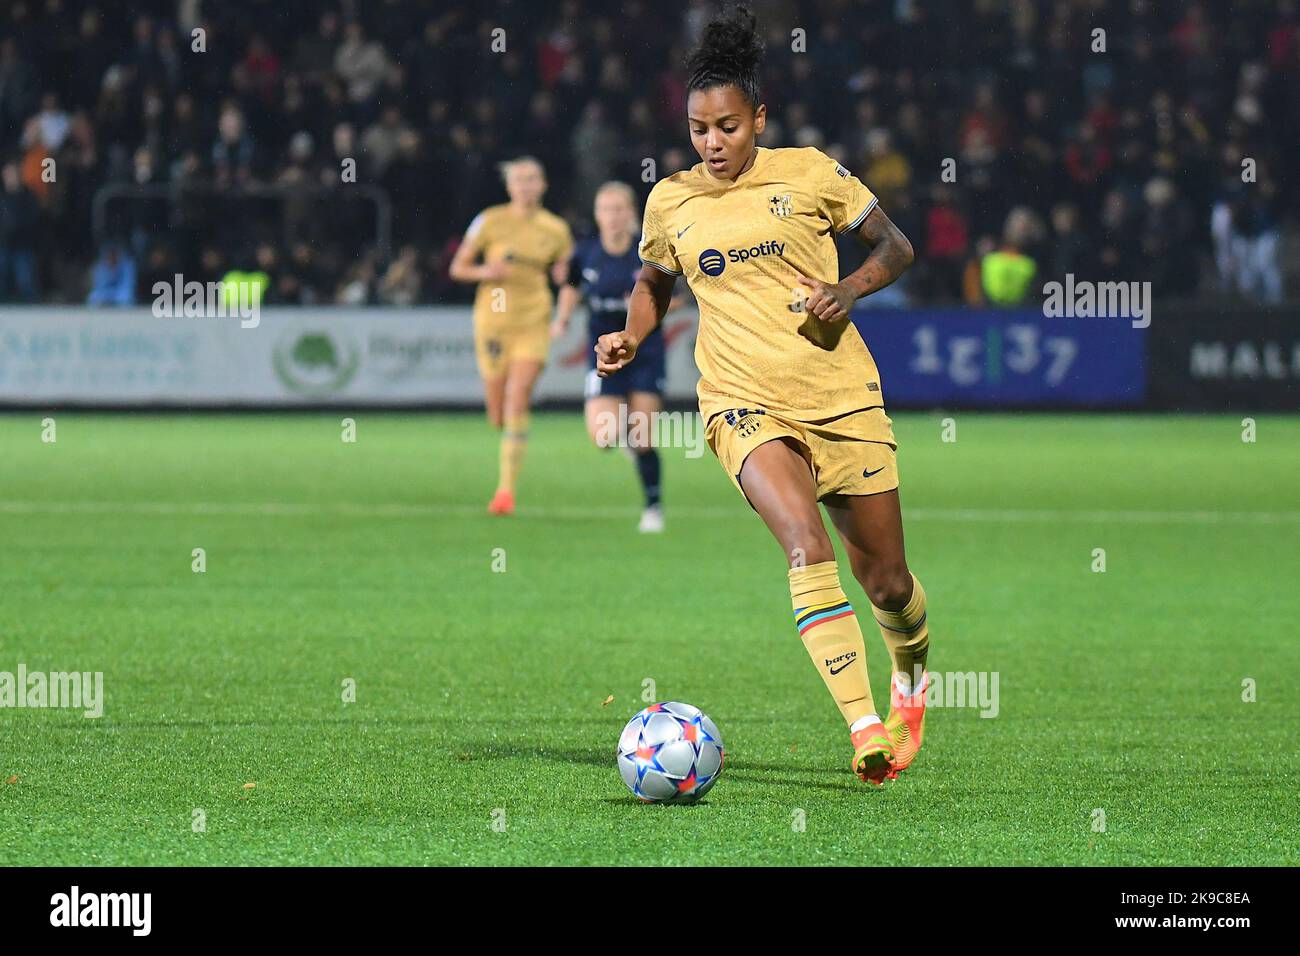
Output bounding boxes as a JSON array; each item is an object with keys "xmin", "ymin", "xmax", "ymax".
[{"xmin": 595, "ymin": 331, "xmax": 639, "ymax": 377}]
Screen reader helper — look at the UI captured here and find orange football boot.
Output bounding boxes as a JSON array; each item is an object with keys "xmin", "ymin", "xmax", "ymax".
[
  {"xmin": 850, "ymin": 720, "xmax": 895, "ymax": 785},
  {"xmin": 884, "ymin": 671, "xmax": 929, "ymax": 778}
]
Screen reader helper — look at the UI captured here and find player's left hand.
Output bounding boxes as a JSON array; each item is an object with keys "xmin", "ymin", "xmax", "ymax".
[{"xmin": 797, "ymin": 276, "xmax": 855, "ymax": 323}]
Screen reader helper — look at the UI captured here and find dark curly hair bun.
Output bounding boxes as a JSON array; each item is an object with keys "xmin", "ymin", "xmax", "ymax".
[{"xmin": 685, "ymin": 5, "xmax": 764, "ymax": 108}]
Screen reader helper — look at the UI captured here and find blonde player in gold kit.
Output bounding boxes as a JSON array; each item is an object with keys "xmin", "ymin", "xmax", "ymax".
[
  {"xmin": 596, "ymin": 6, "xmax": 932, "ymax": 784},
  {"xmin": 450, "ymin": 157, "xmax": 574, "ymax": 515}
]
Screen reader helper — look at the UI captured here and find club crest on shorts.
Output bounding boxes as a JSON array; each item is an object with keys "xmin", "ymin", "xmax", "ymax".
[
  {"xmin": 768, "ymin": 194, "xmax": 793, "ymax": 218},
  {"xmin": 724, "ymin": 408, "xmax": 766, "ymax": 438}
]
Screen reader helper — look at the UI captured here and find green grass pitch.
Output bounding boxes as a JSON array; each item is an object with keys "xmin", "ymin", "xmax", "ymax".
[{"xmin": 1, "ymin": 410, "xmax": 1297, "ymax": 866}]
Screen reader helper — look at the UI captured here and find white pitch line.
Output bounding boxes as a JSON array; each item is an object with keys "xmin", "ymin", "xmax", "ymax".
[{"xmin": 0, "ymin": 500, "xmax": 1297, "ymax": 525}]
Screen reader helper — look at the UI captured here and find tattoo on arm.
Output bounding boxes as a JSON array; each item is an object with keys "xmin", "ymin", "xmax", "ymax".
[{"xmin": 844, "ymin": 206, "xmax": 915, "ymax": 300}]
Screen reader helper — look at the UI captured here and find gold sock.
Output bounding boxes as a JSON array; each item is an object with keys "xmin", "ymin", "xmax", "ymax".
[
  {"xmin": 872, "ymin": 573, "xmax": 929, "ymax": 692},
  {"xmin": 789, "ymin": 560, "xmax": 876, "ymax": 727},
  {"xmin": 497, "ymin": 411, "xmax": 529, "ymax": 493}
]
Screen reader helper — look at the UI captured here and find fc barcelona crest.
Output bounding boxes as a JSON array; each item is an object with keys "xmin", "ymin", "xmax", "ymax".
[{"xmin": 768, "ymin": 193, "xmax": 793, "ymax": 218}]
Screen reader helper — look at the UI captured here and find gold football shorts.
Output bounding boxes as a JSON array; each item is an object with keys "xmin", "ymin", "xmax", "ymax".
[
  {"xmin": 473, "ymin": 320, "xmax": 551, "ymax": 380},
  {"xmin": 704, "ymin": 405, "xmax": 898, "ymax": 502}
]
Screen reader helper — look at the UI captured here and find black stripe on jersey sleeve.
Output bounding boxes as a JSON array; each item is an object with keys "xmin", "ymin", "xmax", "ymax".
[
  {"xmin": 640, "ymin": 258, "xmax": 683, "ymax": 277},
  {"xmin": 839, "ymin": 195, "xmax": 880, "ymax": 235}
]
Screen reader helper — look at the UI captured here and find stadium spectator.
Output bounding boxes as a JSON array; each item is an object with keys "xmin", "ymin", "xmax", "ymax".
[
  {"xmin": 863, "ymin": 129, "xmax": 911, "ymax": 210},
  {"xmin": 0, "ymin": 161, "xmax": 39, "ymax": 302},
  {"xmin": 212, "ymin": 103, "xmax": 255, "ymax": 189},
  {"xmin": 334, "ymin": 21, "xmax": 388, "ymax": 108},
  {"xmin": 31, "ymin": 92, "xmax": 71, "ymax": 153},
  {"xmin": 920, "ymin": 185, "xmax": 970, "ymax": 302},
  {"xmin": 0, "ymin": 37, "xmax": 38, "ymax": 146},
  {"xmin": 277, "ymin": 241, "xmax": 329, "ymax": 306},
  {"xmin": 1097, "ymin": 189, "xmax": 1141, "ymax": 281},
  {"xmin": 961, "ymin": 84, "xmax": 1010, "ymax": 156},
  {"xmin": 361, "ymin": 106, "xmax": 412, "ymax": 177},
  {"xmin": 336, "ymin": 253, "xmax": 377, "ymax": 305},
  {"xmin": 137, "ymin": 242, "xmax": 178, "ymax": 304},
  {"xmin": 980, "ymin": 208, "xmax": 1041, "ymax": 307},
  {"xmin": 1217, "ymin": 180, "xmax": 1284, "ymax": 304},
  {"xmin": 154, "ymin": 25, "xmax": 183, "ymax": 92},
  {"xmin": 382, "ymin": 129, "xmax": 434, "ymax": 245},
  {"xmin": 18, "ymin": 115, "xmax": 54, "ymax": 207},
  {"xmin": 220, "ymin": 255, "xmax": 271, "ymax": 310},
  {"xmin": 199, "ymin": 246, "xmax": 227, "ymax": 286},
  {"xmin": 1064, "ymin": 121, "xmax": 1113, "ymax": 201},
  {"xmin": 1047, "ymin": 203, "xmax": 1094, "ymax": 284},
  {"xmin": 570, "ymin": 101, "xmax": 619, "ymax": 214},
  {"xmin": 167, "ymin": 92, "xmax": 206, "ymax": 165},
  {"xmin": 86, "ymin": 242, "xmax": 136, "ymax": 306},
  {"xmin": 1140, "ymin": 176, "xmax": 1197, "ymax": 297},
  {"xmin": 292, "ymin": 11, "xmax": 341, "ymax": 87},
  {"xmin": 240, "ymin": 33, "xmax": 282, "ymax": 107},
  {"xmin": 378, "ymin": 245, "xmax": 422, "ymax": 306}
]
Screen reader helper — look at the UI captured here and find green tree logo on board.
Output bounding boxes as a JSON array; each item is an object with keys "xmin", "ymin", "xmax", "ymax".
[{"xmin": 272, "ymin": 329, "xmax": 361, "ymax": 396}]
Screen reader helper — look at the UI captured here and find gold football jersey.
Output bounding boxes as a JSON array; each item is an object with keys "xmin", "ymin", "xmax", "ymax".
[
  {"xmin": 465, "ymin": 204, "xmax": 574, "ymax": 327},
  {"xmin": 639, "ymin": 146, "xmax": 888, "ymax": 426}
]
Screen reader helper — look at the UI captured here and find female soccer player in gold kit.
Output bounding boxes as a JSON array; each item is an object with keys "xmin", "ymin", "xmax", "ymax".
[
  {"xmin": 450, "ymin": 157, "xmax": 574, "ymax": 515},
  {"xmin": 596, "ymin": 7, "xmax": 933, "ymax": 784}
]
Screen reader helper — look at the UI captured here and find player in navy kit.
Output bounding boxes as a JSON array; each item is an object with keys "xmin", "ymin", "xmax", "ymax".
[{"xmin": 554, "ymin": 181, "xmax": 679, "ymax": 533}]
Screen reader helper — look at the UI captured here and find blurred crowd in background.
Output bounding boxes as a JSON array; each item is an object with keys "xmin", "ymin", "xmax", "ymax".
[{"xmin": 0, "ymin": 0, "xmax": 1295, "ymax": 308}]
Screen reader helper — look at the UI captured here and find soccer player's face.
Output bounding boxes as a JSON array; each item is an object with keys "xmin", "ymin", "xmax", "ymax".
[
  {"xmin": 505, "ymin": 162, "xmax": 546, "ymax": 205},
  {"xmin": 687, "ymin": 86, "xmax": 766, "ymax": 180},
  {"xmin": 594, "ymin": 190, "xmax": 633, "ymax": 237}
]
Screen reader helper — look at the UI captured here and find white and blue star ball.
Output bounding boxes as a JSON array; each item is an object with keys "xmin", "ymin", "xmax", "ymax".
[{"xmin": 617, "ymin": 701, "xmax": 725, "ymax": 803}]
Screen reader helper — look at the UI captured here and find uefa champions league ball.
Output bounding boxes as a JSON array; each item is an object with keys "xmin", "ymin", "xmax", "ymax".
[{"xmin": 617, "ymin": 702, "xmax": 725, "ymax": 803}]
